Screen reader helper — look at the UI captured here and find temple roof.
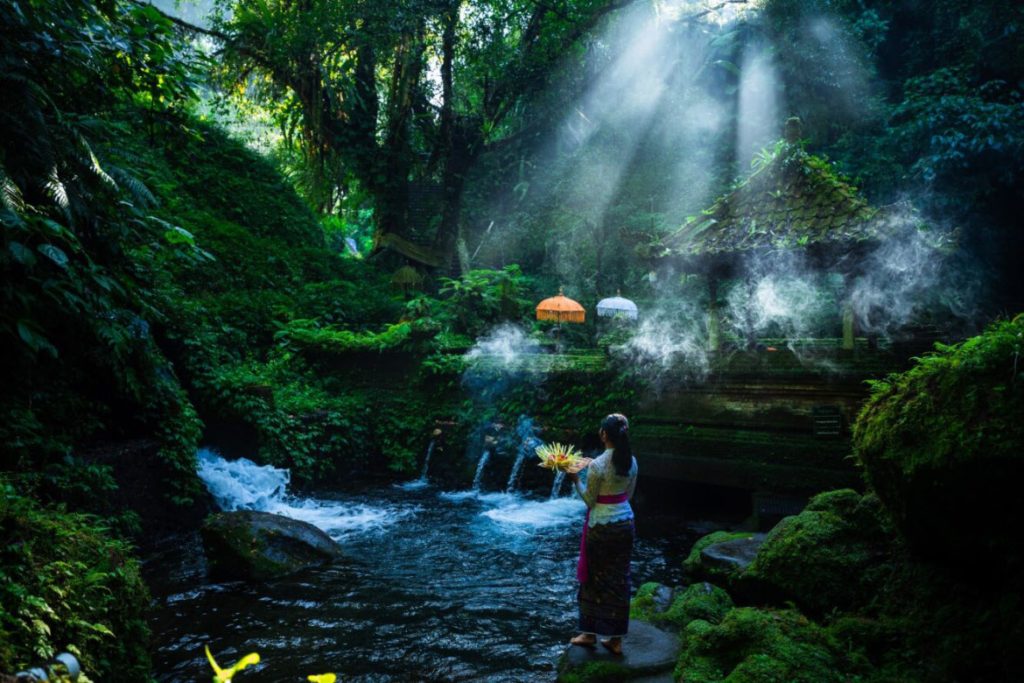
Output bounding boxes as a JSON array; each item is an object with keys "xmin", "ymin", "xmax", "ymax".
[
  {"xmin": 372, "ymin": 232, "xmax": 443, "ymax": 268},
  {"xmin": 658, "ymin": 119, "xmax": 900, "ymax": 266}
]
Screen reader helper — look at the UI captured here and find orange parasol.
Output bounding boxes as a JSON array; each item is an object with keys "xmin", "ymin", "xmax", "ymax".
[{"xmin": 536, "ymin": 287, "xmax": 585, "ymax": 323}]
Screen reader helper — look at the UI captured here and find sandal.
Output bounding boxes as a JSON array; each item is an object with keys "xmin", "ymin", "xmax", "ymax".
[
  {"xmin": 570, "ymin": 634, "xmax": 597, "ymax": 648},
  {"xmin": 600, "ymin": 638, "xmax": 623, "ymax": 656}
]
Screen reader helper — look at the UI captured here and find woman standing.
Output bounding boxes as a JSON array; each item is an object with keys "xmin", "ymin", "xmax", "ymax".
[{"xmin": 567, "ymin": 413, "xmax": 638, "ymax": 655}]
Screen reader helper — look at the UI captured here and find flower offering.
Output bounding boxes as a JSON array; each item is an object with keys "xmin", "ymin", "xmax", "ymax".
[{"xmin": 536, "ymin": 442, "xmax": 591, "ymax": 473}]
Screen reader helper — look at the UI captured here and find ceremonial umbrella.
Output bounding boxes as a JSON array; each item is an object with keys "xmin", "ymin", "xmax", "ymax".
[
  {"xmin": 536, "ymin": 287, "xmax": 585, "ymax": 323},
  {"xmin": 596, "ymin": 290, "xmax": 638, "ymax": 320},
  {"xmin": 391, "ymin": 265, "xmax": 423, "ymax": 296}
]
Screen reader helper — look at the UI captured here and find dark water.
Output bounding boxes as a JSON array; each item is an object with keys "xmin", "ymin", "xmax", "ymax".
[{"xmin": 146, "ymin": 458, "xmax": 706, "ymax": 682}]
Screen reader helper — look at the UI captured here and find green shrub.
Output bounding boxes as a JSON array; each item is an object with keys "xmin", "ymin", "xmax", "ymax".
[
  {"xmin": 853, "ymin": 314, "xmax": 1024, "ymax": 567},
  {"xmin": 0, "ymin": 483, "xmax": 150, "ymax": 681}
]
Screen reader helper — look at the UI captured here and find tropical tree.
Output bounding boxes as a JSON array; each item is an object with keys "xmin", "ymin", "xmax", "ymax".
[{"xmin": 183, "ymin": 0, "xmax": 636, "ymax": 269}]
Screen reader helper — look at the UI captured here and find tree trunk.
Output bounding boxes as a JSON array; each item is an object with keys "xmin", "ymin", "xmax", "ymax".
[{"xmin": 432, "ymin": 4, "xmax": 467, "ymax": 273}]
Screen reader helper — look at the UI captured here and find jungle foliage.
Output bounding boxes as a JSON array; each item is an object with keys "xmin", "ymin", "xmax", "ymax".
[
  {"xmin": 626, "ymin": 317, "xmax": 1024, "ymax": 683},
  {"xmin": 2, "ymin": 0, "xmax": 1023, "ymax": 679},
  {"xmin": 0, "ymin": 482, "xmax": 151, "ymax": 681}
]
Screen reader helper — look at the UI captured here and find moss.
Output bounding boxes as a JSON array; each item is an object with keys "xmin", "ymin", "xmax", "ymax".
[
  {"xmin": 684, "ymin": 531, "xmax": 755, "ymax": 580},
  {"xmin": 630, "ymin": 581, "xmax": 667, "ymax": 622},
  {"xmin": 666, "ymin": 583, "xmax": 734, "ymax": 627},
  {"xmin": 632, "ymin": 582, "xmax": 733, "ymax": 630},
  {"xmin": 742, "ymin": 489, "xmax": 890, "ymax": 615},
  {"xmin": 558, "ymin": 660, "xmax": 634, "ymax": 683},
  {"xmin": 675, "ymin": 607, "xmax": 848, "ymax": 683},
  {"xmin": 852, "ymin": 314, "xmax": 1024, "ymax": 567}
]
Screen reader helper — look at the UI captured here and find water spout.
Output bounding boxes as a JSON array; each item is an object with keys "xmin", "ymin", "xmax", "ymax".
[
  {"xmin": 472, "ymin": 449, "xmax": 492, "ymax": 491},
  {"xmin": 550, "ymin": 471, "xmax": 566, "ymax": 499},
  {"xmin": 506, "ymin": 416, "xmax": 541, "ymax": 493},
  {"xmin": 417, "ymin": 439, "xmax": 436, "ymax": 483}
]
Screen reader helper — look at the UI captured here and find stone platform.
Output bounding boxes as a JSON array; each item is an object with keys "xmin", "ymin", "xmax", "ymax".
[{"xmin": 557, "ymin": 620, "xmax": 680, "ymax": 681}]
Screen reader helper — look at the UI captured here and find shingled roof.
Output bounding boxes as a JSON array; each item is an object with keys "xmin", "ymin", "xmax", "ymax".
[{"xmin": 660, "ymin": 119, "xmax": 897, "ymax": 266}]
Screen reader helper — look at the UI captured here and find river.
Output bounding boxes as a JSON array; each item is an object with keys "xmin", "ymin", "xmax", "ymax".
[{"xmin": 145, "ymin": 449, "xmax": 706, "ymax": 682}]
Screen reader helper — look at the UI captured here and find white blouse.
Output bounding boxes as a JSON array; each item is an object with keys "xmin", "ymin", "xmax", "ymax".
[{"xmin": 573, "ymin": 449, "xmax": 638, "ymax": 527}]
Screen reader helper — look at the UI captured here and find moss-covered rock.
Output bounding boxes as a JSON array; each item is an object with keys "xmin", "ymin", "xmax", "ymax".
[
  {"xmin": 558, "ymin": 660, "xmax": 634, "ymax": 683},
  {"xmin": 631, "ymin": 582, "xmax": 676, "ymax": 622},
  {"xmin": 683, "ymin": 531, "xmax": 756, "ymax": 583},
  {"xmin": 632, "ymin": 582, "xmax": 734, "ymax": 630},
  {"xmin": 674, "ymin": 607, "xmax": 848, "ymax": 683},
  {"xmin": 201, "ymin": 510, "xmax": 344, "ymax": 581},
  {"xmin": 742, "ymin": 489, "xmax": 890, "ymax": 615},
  {"xmin": 853, "ymin": 315, "xmax": 1024, "ymax": 569}
]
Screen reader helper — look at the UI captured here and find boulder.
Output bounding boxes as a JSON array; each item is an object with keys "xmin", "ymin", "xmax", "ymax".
[
  {"xmin": 557, "ymin": 621, "xmax": 680, "ymax": 682},
  {"xmin": 700, "ymin": 534, "xmax": 765, "ymax": 578},
  {"xmin": 675, "ymin": 607, "xmax": 844, "ymax": 683},
  {"xmin": 741, "ymin": 489, "xmax": 889, "ymax": 615},
  {"xmin": 682, "ymin": 530, "xmax": 757, "ymax": 584},
  {"xmin": 852, "ymin": 315, "xmax": 1024, "ymax": 571},
  {"xmin": 201, "ymin": 510, "xmax": 344, "ymax": 581},
  {"xmin": 632, "ymin": 582, "xmax": 733, "ymax": 631}
]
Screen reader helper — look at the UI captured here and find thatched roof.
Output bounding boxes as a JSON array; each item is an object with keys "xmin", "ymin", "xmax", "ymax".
[
  {"xmin": 373, "ymin": 232, "xmax": 443, "ymax": 268},
  {"xmin": 658, "ymin": 119, "xmax": 901, "ymax": 269}
]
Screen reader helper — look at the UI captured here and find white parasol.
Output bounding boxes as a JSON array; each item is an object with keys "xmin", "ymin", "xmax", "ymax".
[{"xmin": 596, "ymin": 291, "xmax": 638, "ymax": 320}]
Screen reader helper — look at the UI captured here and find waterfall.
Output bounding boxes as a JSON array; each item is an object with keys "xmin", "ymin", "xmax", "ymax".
[
  {"xmin": 196, "ymin": 448, "xmax": 411, "ymax": 539},
  {"xmin": 550, "ymin": 470, "xmax": 566, "ymax": 499},
  {"xmin": 472, "ymin": 449, "xmax": 492, "ymax": 491},
  {"xmin": 506, "ymin": 415, "xmax": 540, "ymax": 493},
  {"xmin": 418, "ymin": 439, "xmax": 436, "ymax": 482},
  {"xmin": 505, "ymin": 437, "xmax": 539, "ymax": 493},
  {"xmin": 197, "ymin": 448, "xmax": 290, "ymax": 511}
]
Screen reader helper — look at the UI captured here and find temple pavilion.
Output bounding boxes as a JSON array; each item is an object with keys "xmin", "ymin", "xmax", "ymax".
[{"xmin": 649, "ymin": 117, "xmax": 919, "ymax": 352}]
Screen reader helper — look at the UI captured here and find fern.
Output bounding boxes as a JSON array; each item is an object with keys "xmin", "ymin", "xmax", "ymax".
[{"xmin": 107, "ymin": 165, "xmax": 158, "ymax": 208}]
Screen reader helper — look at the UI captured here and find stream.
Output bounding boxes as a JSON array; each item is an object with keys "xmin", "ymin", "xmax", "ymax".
[{"xmin": 145, "ymin": 450, "xmax": 708, "ymax": 682}]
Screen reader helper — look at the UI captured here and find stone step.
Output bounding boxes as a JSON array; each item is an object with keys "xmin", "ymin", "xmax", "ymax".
[{"xmin": 557, "ymin": 620, "xmax": 680, "ymax": 682}]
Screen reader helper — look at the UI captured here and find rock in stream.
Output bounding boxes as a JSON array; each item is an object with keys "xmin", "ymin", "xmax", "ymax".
[{"xmin": 201, "ymin": 510, "xmax": 344, "ymax": 581}]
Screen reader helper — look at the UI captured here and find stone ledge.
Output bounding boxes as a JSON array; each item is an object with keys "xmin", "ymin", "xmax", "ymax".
[{"xmin": 557, "ymin": 621, "xmax": 680, "ymax": 682}]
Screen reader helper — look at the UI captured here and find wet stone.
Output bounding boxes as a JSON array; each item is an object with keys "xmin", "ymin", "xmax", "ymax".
[
  {"xmin": 557, "ymin": 621, "xmax": 680, "ymax": 682},
  {"xmin": 700, "ymin": 533, "xmax": 766, "ymax": 577},
  {"xmin": 201, "ymin": 510, "xmax": 344, "ymax": 581}
]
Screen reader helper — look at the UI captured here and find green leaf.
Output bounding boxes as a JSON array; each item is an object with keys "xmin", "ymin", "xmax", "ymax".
[
  {"xmin": 16, "ymin": 319, "xmax": 58, "ymax": 357},
  {"xmin": 86, "ymin": 622, "xmax": 115, "ymax": 637},
  {"xmin": 9, "ymin": 241, "xmax": 36, "ymax": 265},
  {"xmin": 163, "ymin": 226, "xmax": 196, "ymax": 246},
  {"xmin": 38, "ymin": 243, "xmax": 68, "ymax": 268}
]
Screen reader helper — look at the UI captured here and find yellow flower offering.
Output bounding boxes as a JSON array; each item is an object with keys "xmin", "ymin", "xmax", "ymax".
[
  {"xmin": 536, "ymin": 442, "xmax": 591, "ymax": 473},
  {"xmin": 204, "ymin": 645, "xmax": 260, "ymax": 683}
]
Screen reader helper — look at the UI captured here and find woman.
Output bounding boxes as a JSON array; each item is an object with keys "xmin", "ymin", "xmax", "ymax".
[{"xmin": 567, "ymin": 413, "xmax": 637, "ymax": 655}]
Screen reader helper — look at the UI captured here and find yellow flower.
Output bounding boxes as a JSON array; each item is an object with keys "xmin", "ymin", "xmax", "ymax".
[
  {"xmin": 204, "ymin": 645, "xmax": 260, "ymax": 683},
  {"xmin": 308, "ymin": 675, "xmax": 337, "ymax": 683},
  {"xmin": 535, "ymin": 442, "xmax": 584, "ymax": 472}
]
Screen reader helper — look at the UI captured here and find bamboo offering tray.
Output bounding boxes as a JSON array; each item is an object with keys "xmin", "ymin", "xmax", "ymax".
[{"xmin": 536, "ymin": 442, "xmax": 592, "ymax": 473}]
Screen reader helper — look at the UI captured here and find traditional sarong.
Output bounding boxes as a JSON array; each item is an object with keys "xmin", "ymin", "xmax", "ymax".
[{"xmin": 577, "ymin": 518, "xmax": 634, "ymax": 636}]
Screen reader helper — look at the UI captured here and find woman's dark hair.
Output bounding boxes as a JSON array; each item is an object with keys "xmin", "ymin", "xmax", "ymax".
[{"xmin": 601, "ymin": 413, "xmax": 633, "ymax": 476}]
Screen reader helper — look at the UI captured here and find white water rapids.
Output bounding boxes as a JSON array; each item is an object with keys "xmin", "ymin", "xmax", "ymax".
[{"xmin": 196, "ymin": 447, "xmax": 586, "ymax": 539}]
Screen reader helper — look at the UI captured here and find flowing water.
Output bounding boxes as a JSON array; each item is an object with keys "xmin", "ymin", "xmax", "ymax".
[
  {"xmin": 471, "ymin": 449, "xmax": 492, "ymax": 491},
  {"xmin": 147, "ymin": 450, "xmax": 701, "ymax": 682}
]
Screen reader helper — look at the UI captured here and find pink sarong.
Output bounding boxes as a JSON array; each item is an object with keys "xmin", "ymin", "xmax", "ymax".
[{"xmin": 577, "ymin": 492, "xmax": 630, "ymax": 584}]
